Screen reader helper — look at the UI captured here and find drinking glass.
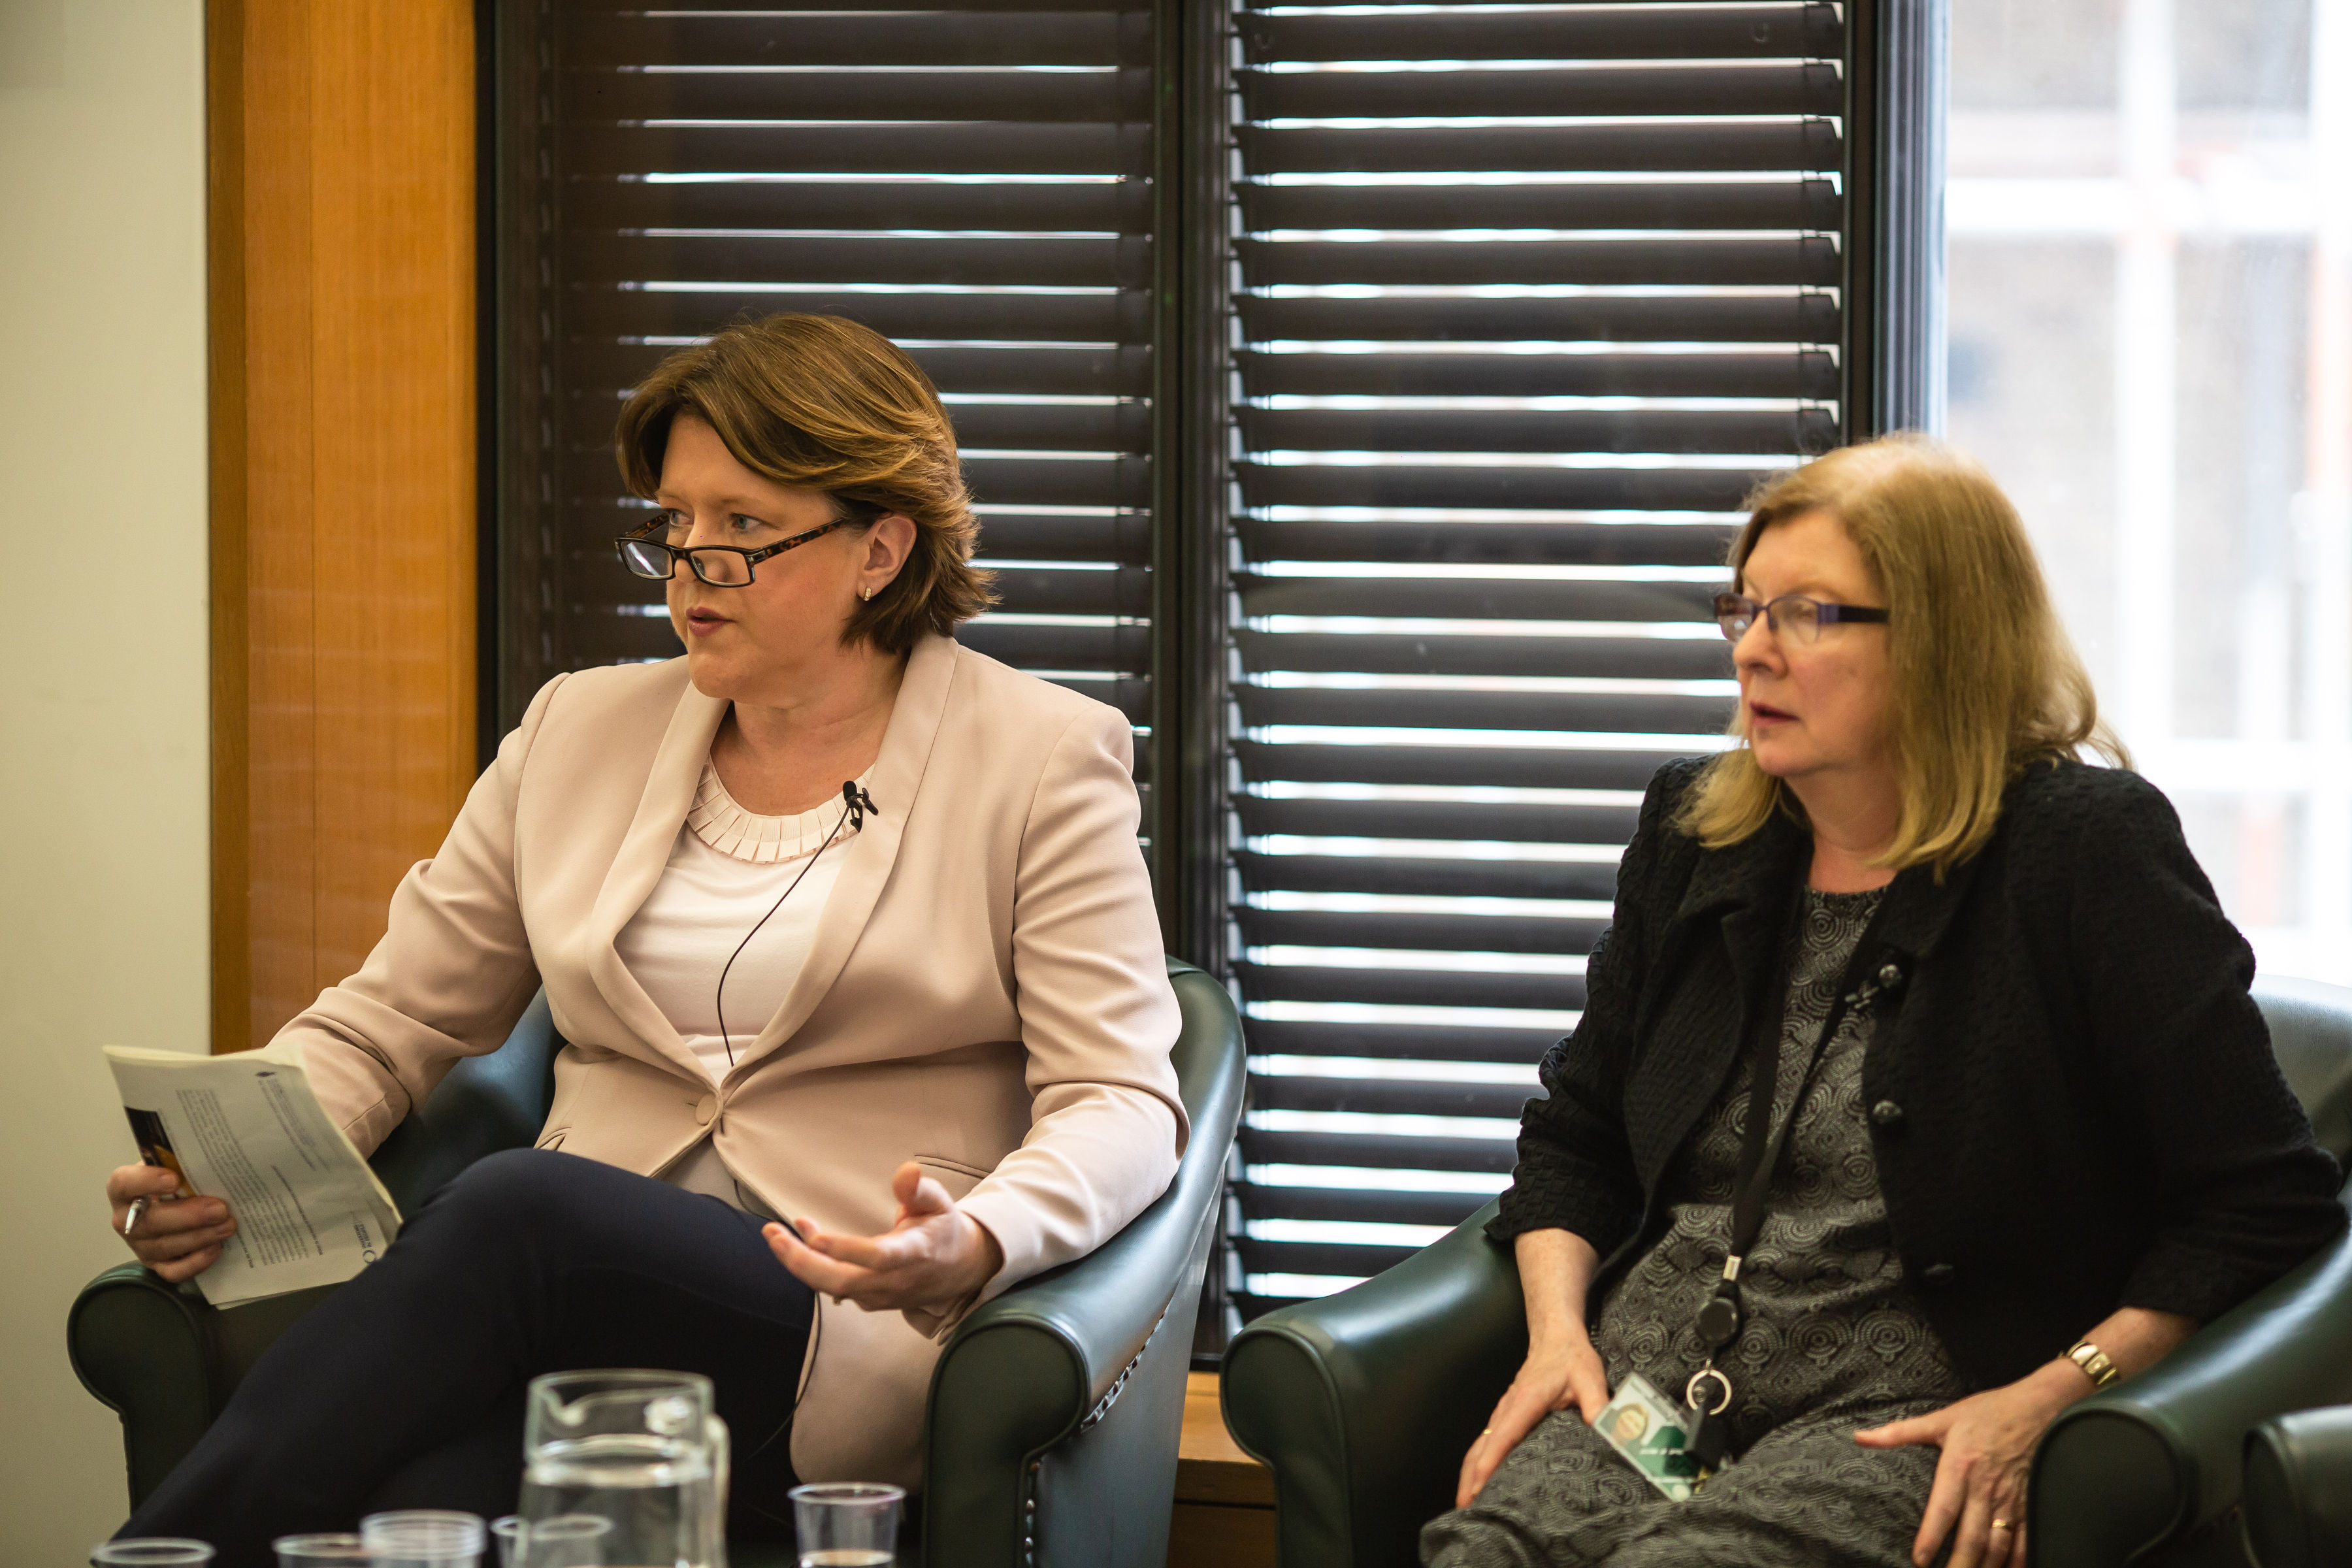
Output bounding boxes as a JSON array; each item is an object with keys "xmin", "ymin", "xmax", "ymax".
[
  {"xmin": 90, "ymin": 1544, "xmax": 214, "ymax": 1566},
  {"xmin": 789, "ymin": 1483, "xmax": 903, "ymax": 1567},
  {"xmin": 272, "ymin": 1535, "xmax": 370, "ymax": 1566},
  {"xmin": 359, "ymin": 1509, "xmax": 488, "ymax": 1567},
  {"xmin": 491, "ymin": 1513, "xmax": 611, "ymax": 1568},
  {"xmin": 521, "ymin": 1369, "xmax": 729, "ymax": 1568}
]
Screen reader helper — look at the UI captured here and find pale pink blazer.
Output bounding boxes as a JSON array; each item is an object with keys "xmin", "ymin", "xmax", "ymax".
[{"xmin": 281, "ymin": 633, "xmax": 1188, "ymax": 1486}]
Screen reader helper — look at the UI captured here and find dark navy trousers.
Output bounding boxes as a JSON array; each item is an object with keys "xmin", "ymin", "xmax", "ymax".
[{"xmin": 122, "ymin": 1149, "xmax": 817, "ymax": 1568}]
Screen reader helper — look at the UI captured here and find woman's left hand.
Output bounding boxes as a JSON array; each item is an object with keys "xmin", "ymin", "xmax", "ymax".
[
  {"xmin": 764, "ymin": 1160, "xmax": 1005, "ymax": 1312},
  {"xmin": 1854, "ymin": 1364, "xmax": 2080, "ymax": 1568}
]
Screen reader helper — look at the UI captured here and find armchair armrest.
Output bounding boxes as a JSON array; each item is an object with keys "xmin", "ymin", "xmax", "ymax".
[
  {"xmin": 2242, "ymin": 1405, "xmax": 2352, "ymax": 1568},
  {"xmin": 67, "ymin": 996, "xmax": 563, "ymax": 1510},
  {"xmin": 1222, "ymin": 1201, "xmax": 1527, "ymax": 1568},
  {"xmin": 2029, "ymin": 1188, "xmax": 2352, "ymax": 1568},
  {"xmin": 923, "ymin": 962, "xmax": 1246, "ymax": 1568}
]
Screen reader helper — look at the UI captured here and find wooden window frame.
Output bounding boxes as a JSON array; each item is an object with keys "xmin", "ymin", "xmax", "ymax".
[{"xmin": 207, "ymin": 0, "xmax": 480, "ymax": 1051}]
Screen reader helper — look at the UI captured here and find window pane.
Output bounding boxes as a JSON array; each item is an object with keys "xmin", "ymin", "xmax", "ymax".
[{"xmin": 1948, "ymin": 0, "xmax": 2352, "ymax": 980}]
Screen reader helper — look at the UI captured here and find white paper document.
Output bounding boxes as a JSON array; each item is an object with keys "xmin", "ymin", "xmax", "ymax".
[{"xmin": 105, "ymin": 1043, "xmax": 404, "ymax": 1308}]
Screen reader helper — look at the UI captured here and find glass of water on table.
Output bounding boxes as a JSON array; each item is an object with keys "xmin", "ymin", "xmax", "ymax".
[{"xmin": 789, "ymin": 1484, "xmax": 903, "ymax": 1567}]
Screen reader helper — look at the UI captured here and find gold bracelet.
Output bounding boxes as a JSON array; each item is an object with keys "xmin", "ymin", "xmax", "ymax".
[{"xmin": 2067, "ymin": 1340, "xmax": 2119, "ymax": 1389}]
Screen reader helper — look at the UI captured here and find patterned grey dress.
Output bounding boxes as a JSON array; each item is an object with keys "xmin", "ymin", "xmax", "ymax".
[{"xmin": 1424, "ymin": 888, "xmax": 1976, "ymax": 1568}]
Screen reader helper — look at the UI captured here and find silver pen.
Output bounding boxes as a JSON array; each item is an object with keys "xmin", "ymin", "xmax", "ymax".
[{"xmin": 123, "ymin": 1197, "xmax": 148, "ymax": 1237}]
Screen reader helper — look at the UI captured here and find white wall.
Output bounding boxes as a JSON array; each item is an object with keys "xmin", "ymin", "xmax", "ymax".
[{"xmin": 0, "ymin": 1, "xmax": 211, "ymax": 1558}]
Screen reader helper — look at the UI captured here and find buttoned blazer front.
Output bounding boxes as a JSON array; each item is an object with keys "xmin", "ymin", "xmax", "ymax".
[{"xmin": 278, "ymin": 632, "xmax": 1188, "ymax": 1488}]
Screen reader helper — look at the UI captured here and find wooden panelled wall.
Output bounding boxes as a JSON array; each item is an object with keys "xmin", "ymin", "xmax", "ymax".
[{"xmin": 209, "ymin": 0, "xmax": 480, "ymax": 1052}]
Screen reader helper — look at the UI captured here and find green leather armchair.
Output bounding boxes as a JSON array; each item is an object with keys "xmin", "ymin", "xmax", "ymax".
[
  {"xmin": 2240, "ymin": 1405, "xmax": 2352, "ymax": 1568},
  {"xmin": 1222, "ymin": 975, "xmax": 2352, "ymax": 1568},
  {"xmin": 68, "ymin": 958, "xmax": 1244, "ymax": 1568}
]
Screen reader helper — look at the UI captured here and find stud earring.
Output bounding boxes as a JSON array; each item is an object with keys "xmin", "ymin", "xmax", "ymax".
[{"xmin": 860, "ymin": 585, "xmax": 874, "ymax": 601}]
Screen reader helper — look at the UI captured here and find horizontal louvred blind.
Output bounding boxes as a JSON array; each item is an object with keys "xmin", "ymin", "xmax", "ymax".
[
  {"xmin": 1229, "ymin": 0, "xmax": 1848, "ymax": 1311},
  {"xmin": 511, "ymin": 2, "xmax": 1157, "ymax": 781}
]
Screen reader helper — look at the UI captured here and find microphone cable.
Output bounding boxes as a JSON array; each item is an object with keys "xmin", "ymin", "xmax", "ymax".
[{"xmin": 713, "ymin": 780, "xmax": 878, "ymax": 1068}]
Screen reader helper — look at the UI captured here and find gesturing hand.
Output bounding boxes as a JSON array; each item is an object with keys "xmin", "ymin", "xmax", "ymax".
[
  {"xmin": 764, "ymin": 1161, "xmax": 1005, "ymax": 1313},
  {"xmin": 107, "ymin": 1164, "xmax": 236, "ymax": 1282},
  {"xmin": 1456, "ymin": 1337, "xmax": 1610, "ymax": 1508},
  {"xmin": 1854, "ymin": 1367, "xmax": 2078, "ymax": 1568}
]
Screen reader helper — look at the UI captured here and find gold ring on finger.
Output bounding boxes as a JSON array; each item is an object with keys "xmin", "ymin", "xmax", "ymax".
[{"xmin": 1991, "ymin": 1520, "xmax": 2012, "ymax": 1531}]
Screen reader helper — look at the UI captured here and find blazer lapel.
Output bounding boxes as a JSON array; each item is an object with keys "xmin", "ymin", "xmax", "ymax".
[
  {"xmin": 1625, "ymin": 811, "xmax": 1807, "ymax": 1187},
  {"xmin": 586, "ymin": 677, "xmax": 730, "ymax": 1079},
  {"xmin": 722, "ymin": 634, "xmax": 961, "ymax": 1081}
]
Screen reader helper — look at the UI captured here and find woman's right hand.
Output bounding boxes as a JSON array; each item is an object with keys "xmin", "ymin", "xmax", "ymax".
[
  {"xmin": 107, "ymin": 1164, "xmax": 236, "ymax": 1282},
  {"xmin": 1456, "ymin": 1335, "xmax": 1610, "ymax": 1507}
]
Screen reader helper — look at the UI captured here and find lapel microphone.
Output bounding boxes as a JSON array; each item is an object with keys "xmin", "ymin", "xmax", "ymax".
[{"xmin": 714, "ymin": 780, "xmax": 881, "ymax": 1067}]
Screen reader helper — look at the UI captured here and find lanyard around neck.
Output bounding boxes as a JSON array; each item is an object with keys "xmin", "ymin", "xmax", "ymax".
[{"xmin": 1700, "ymin": 890, "xmax": 1892, "ymax": 1348}]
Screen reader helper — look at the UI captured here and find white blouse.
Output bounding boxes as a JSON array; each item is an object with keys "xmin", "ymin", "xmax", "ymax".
[{"xmin": 614, "ymin": 758, "xmax": 868, "ymax": 1086}]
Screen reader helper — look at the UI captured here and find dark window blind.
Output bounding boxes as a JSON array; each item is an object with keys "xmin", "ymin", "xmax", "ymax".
[
  {"xmin": 1227, "ymin": 0, "xmax": 1851, "ymax": 1312},
  {"xmin": 493, "ymin": 2, "xmax": 1162, "ymax": 820}
]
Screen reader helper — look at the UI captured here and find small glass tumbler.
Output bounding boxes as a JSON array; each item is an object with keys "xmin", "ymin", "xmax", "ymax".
[
  {"xmin": 361, "ymin": 1509, "xmax": 489, "ymax": 1568},
  {"xmin": 272, "ymin": 1535, "xmax": 370, "ymax": 1567},
  {"xmin": 90, "ymin": 1543, "xmax": 214, "ymax": 1567},
  {"xmin": 491, "ymin": 1513, "xmax": 612, "ymax": 1568},
  {"xmin": 789, "ymin": 1482, "xmax": 904, "ymax": 1567}
]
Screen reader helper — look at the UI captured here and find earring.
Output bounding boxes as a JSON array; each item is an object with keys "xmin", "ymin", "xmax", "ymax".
[{"xmin": 860, "ymin": 585, "xmax": 874, "ymax": 602}]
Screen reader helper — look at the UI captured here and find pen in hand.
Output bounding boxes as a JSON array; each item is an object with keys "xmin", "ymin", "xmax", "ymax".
[{"xmin": 123, "ymin": 1198, "xmax": 147, "ymax": 1237}]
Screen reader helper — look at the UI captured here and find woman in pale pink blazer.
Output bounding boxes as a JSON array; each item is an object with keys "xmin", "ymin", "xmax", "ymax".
[{"xmin": 104, "ymin": 314, "xmax": 1187, "ymax": 1561}]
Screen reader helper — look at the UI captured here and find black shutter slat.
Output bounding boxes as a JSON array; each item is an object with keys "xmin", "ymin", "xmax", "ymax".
[
  {"xmin": 1243, "ymin": 1129, "xmax": 1519, "ymax": 1176},
  {"xmin": 1243, "ymin": 62, "xmax": 1842, "ymax": 120},
  {"xmin": 1235, "ymin": 742, "xmax": 1678, "ymax": 792},
  {"xmin": 1235, "ymin": 573, "xmax": 1722, "ymax": 621},
  {"xmin": 575, "ymin": 289, "xmax": 1149, "ymax": 342},
  {"xmin": 1237, "ymin": 851, "xmax": 1624, "ymax": 903},
  {"xmin": 1239, "ymin": 632, "xmax": 1731, "ymax": 681},
  {"xmin": 1237, "ymin": 908, "xmax": 1610, "ymax": 958},
  {"xmin": 961, "ymin": 510, "xmax": 1153, "ymax": 559},
  {"xmin": 1235, "ymin": 686, "xmax": 1735, "ymax": 736},
  {"xmin": 1239, "ymin": 962, "xmax": 1584, "ymax": 1014},
  {"xmin": 1237, "ymin": 121, "xmax": 1840, "ymax": 177},
  {"xmin": 1239, "ymin": 291, "xmax": 1842, "ymax": 344},
  {"xmin": 1238, "ymin": 5, "xmax": 1841, "ymax": 63},
  {"xmin": 1247, "ymin": 1186, "xmax": 1493, "ymax": 1230},
  {"xmin": 1241, "ymin": 178, "xmax": 1842, "ymax": 235},
  {"xmin": 1254, "ymin": 1074, "xmax": 1538, "ymax": 1122},
  {"xmin": 1244, "ymin": 1016, "xmax": 1561, "ymax": 1063},
  {"xmin": 1235, "ymin": 350, "xmax": 1834, "ymax": 400},
  {"xmin": 1237, "ymin": 1237, "xmax": 1431, "ymax": 1280},
  {"xmin": 958, "ymin": 621, "xmax": 1154, "ymax": 669},
  {"xmin": 566, "ymin": 122, "xmax": 1141, "ymax": 176},
  {"xmin": 583, "ymin": 234, "xmax": 1143, "ymax": 290},
  {"xmin": 571, "ymin": 11, "xmax": 1132, "ymax": 67},
  {"xmin": 962, "ymin": 456, "xmax": 1149, "ymax": 508},
  {"xmin": 1235, "ymin": 463, "xmax": 1772, "ymax": 514},
  {"xmin": 581, "ymin": 66, "xmax": 1145, "ymax": 122},
  {"xmin": 1240, "ymin": 237, "xmax": 1839, "ymax": 289},
  {"xmin": 1234, "ymin": 795, "xmax": 1642, "ymax": 846},
  {"xmin": 982, "ymin": 563, "xmax": 1152, "ymax": 616},
  {"xmin": 566, "ymin": 341, "xmax": 1153, "ymax": 399},
  {"xmin": 1238, "ymin": 404, "xmax": 1837, "ymax": 454},
  {"xmin": 568, "ymin": 179, "xmax": 1149, "ymax": 232},
  {"xmin": 1230, "ymin": 0, "xmax": 1844, "ymax": 1315},
  {"xmin": 1235, "ymin": 520, "xmax": 1740, "ymax": 567}
]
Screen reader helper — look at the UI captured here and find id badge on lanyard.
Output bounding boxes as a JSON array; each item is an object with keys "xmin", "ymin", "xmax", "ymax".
[{"xmin": 1671, "ymin": 894, "xmax": 1897, "ymax": 1482}]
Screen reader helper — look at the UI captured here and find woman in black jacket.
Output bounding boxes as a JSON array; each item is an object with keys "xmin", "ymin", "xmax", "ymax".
[{"xmin": 1429, "ymin": 436, "xmax": 2345, "ymax": 1568}]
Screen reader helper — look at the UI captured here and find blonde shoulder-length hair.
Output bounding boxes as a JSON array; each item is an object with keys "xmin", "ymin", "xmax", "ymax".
[{"xmin": 1678, "ymin": 434, "xmax": 2126, "ymax": 877}]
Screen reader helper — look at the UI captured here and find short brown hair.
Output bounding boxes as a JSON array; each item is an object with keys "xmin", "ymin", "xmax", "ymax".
[
  {"xmin": 1679, "ymin": 434, "xmax": 2125, "ymax": 876},
  {"xmin": 614, "ymin": 314, "xmax": 995, "ymax": 653}
]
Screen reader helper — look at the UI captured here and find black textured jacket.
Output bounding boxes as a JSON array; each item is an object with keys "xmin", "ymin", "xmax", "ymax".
[{"xmin": 1490, "ymin": 757, "xmax": 2347, "ymax": 1390}]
